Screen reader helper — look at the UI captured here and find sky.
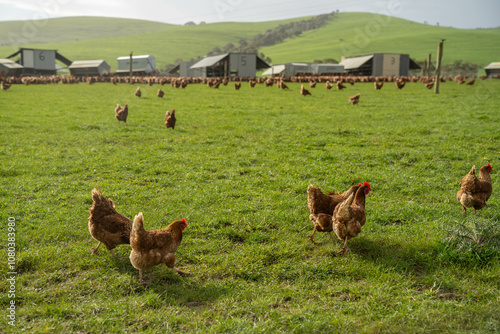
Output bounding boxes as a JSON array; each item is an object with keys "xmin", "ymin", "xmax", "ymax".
[{"xmin": 0, "ymin": 0, "xmax": 499, "ymax": 29}]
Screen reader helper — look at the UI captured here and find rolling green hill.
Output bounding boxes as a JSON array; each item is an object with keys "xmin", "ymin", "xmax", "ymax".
[
  {"xmin": 0, "ymin": 13, "xmax": 498, "ymax": 73},
  {"xmin": 260, "ymin": 12, "xmax": 500, "ymax": 67}
]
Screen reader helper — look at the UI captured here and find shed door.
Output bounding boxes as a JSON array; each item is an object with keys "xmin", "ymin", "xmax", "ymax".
[{"xmin": 382, "ymin": 54, "xmax": 400, "ymax": 76}]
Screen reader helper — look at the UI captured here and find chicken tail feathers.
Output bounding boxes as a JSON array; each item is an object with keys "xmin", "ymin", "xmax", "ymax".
[{"xmin": 132, "ymin": 212, "xmax": 144, "ymax": 233}]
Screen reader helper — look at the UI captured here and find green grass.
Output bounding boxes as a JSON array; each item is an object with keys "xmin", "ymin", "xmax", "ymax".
[
  {"xmin": 0, "ymin": 79, "xmax": 500, "ymax": 333},
  {"xmin": 1, "ymin": 12, "xmax": 499, "ymax": 72}
]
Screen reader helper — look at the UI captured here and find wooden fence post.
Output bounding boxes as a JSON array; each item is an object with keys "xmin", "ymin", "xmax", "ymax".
[
  {"xmin": 129, "ymin": 52, "xmax": 133, "ymax": 83},
  {"xmin": 434, "ymin": 40, "xmax": 444, "ymax": 94}
]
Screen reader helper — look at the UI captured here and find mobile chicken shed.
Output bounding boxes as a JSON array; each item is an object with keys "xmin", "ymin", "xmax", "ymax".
[
  {"xmin": 69, "ymin": 60, "xmax": 110, "ymax": 76},
  {"xmin": 484, "ymin": 62, "xmax": 500, "ymax": 78},
  {"xmin": 0, "ymin": 59, "xmax": 23, "ymax": 76},
  {"xmin": 262, "ymin": 63, "xmax": 344, "ymax": 77},
  {"xmin": 190, "ymin": 53, "xmax": 269, "ymax": 78},
  {"xmin": 340, "ymin": 53, "xmax": 420, "ymax": 76},
  {"xmin": 116, "ymin": 55, "xmax": 156, "ymax": 75},
  {"xmin": 6, "ymin": 48, "xmax": 72, "ymax": 75}
]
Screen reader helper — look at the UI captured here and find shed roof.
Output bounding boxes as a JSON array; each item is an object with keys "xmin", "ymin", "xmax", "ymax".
[
  {"xmin": 339, "ymin": 55, "xmax": 374, "ymax": 70},
  {"xmin": 485, "ymin": 62, "xmax": 500, "ymax": 70},
  {"xmin": 262, "ymin": 64, "xmax": 286, "ymax": 76},
  {"xmin": 117, "ymin": 55, "xmax": 154, "ymax": 60},
  {"xmin": 0, "ymin": 58, "xmax": 23, "ymax": 69},
  {"xmin": 69, "ymin": 60, "xmax": 108, "ymax": 68},
  {"xmin": 190, "ymin": 54, "xmax": 228, "ymax": 69}
]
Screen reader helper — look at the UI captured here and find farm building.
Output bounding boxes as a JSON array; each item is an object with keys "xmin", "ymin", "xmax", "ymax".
[
  {"xmin": 340, "ymin": 53, "xmax": 420, "ymax": 76},
  {"xmin": 69, "ymin": 60, "xmax": 110, "ymax": 76},
  {"xmin": 263, "ymin": 62, "xmax": 344, "ymax": 77},
  {"xmin": 190, "ymin": 53, "xmax": 270, "ymax": 78},
  {"xmin": 116, "ymin": 55, "xmax": 156, "ymax": 75},
  {"xmin": 484, "ymin": 62, "xmax": 500, "ymax": 77},
  {"xmin": 5, "ymin": 48, "xmax": 72, "ymax": 75},
  {"xmin": 168, "ymin": 60, "xmax": 204, "ymax": 77},
  {"xmin": 0, "ymin": 59, "xmax": 23, "ymax": 76}
]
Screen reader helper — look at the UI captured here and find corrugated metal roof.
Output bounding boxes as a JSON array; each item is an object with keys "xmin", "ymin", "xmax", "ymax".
[
  {"xmin": 485, "ymin": 62, "xmax": 500, "ymax": 70},
  {"xmin": 117, "ymin": 55, "xmax": 154, "ymax": 60},
  {"xmin": 69, "ymin": 60, "xmax": 107, "ymax": 68},
  {"xmin": 190, "ymin": 54, "xmax": 229, "ymax": 69},
  {"xmin": 0, "ymin": 58, "xmax": 23, "ymax": 69},
  {"xmin": 262, "ymin": 64, "xmax": 286, "ymax": 75},
  {"xmin": 340, "ymin": 55, "xmax": 374, "ymax": 70}
]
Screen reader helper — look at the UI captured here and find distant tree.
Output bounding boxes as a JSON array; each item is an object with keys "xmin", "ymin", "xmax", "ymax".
[{"xmin": 184, "ymin": 21, "xmax": 196, "ymax": 26}]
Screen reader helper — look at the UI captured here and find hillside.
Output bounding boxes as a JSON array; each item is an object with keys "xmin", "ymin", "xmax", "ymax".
[
  {"xmin": 261, "ymin": 12, "xmax": 500, "ymax": 67},
  {"xmin": 1, "ymin": 13, "xmax": 499, "ymax": 72}
]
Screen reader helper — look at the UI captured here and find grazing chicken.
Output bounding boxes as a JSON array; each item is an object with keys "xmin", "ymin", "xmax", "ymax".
[
  {"xmin": 300, "ymin": 84, "xmax": 311, "ymax": 96},
  {"xmin": 165, "ymin": 109, "xmax": 176, "ymax": 129},
  {"xmin": 308, "ymin": 184, "xmax": 360, "ymax": 243},
  {"xmin": 348, "ymin": 93, "xmax": 360, "ymax": 105},
  {"xmin": 157, "ymin": 89, "xmax": 164, "ymax": 98},
  {"xmin": 374, "ymin": 81, "xmax": 383, "ymax": 90},
  {"xmin": 249, "ymin": 80, "xmax": 257, "ymax": 88},
  {"xmin": 309, "ymin": 80, "xmax": 317, "ymax": 88},
  {"xmin": 135, "ymin": 86, "xmax": 142, "ymax": 98},
  {"xmin": 332, "ymin": 182, "xmax": 371, "ymax": 255},
  {"xmin": 129, "ymin": 212, "xmax": 190, "ymax": 284},
  {"xmin": 457, "ymin": 164, "xmax": 493, "ymax": 213},
  {"xmin": 465, "ymin": 76, "xmax": 476, "ymax": 86},
  {"xmin": 115, "ymin": 104, "xmax": 129, "ymax": 124},
  {"xmin": 88, "ymin": 187, "xmax": 132, "ymax": 258},
  {"xmin": 336, "ymin": 81, "xmax": 346, "ymax": 90},
  {"xmin": 395, "ymin": 79, "xmax": 406, "ymax": 89},
  {"xmin": 1, "ymin": 80, "xmax": 11, "ymax": 90},
  {"xmin": 325, "ymin": 81, "xmax": 333, "ymax": 90},
  {"xmin": 234, "ymin": 82, "xmax": 241, "ymax": 90},
  {"xmin": 425, "ymin": 81, "xmax": 434, "ymax": 89}
]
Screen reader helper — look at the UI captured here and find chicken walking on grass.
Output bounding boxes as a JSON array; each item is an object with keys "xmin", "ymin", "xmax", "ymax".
[
  {"xmin": 88, "ymin": 188, "xmax": 132, "ymax": 259},
  {"xmin": 165, "ymin": 109, "xmax": 176, "ymax": 129},
  {"xmin": 129, "ymin": 212, "xmax": 190, "ymax": 284},
  {"xmin": 457, "ymin": 164, "xmax": 492, "ymax": 214},
  {"xmin": 115, "ymin": 104, "xmax": 128, "ymax": 124}
]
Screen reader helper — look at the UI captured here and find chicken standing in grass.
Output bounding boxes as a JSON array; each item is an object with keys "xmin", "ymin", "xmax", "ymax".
[
  {"xmin": 88, "ymin": 188, "xmax": 132, "ymax": 259},
  {"xmin": 332, "ymin": 182, "xmax": 371, "ymax": 255},
  {"xmin": 129, "ymin": 212, "xmax": 190, "ymax": 284},
  {"xmin": 115, "ymin": 104, "xmax": 129, "ymax": 124},
  {"xmin": 135, "ymin": 86, "xmax": 142, "ymax": 98},
  {"xmin": 165, "ymin": 109, "xmax": 176, "ymax": 129},
  {"xmin": 300, "ymin": 84, "xmax": 311, "ymax": 96},
  {"xmin": 457, "ymin": 164, "xmax": 493, "ymax": 213},
  {"xmin": 157, "ymin": 89, "xmax": 164, "ymax": 98},
  {"xmin": 348, "ymin": 93, "xmax": 360, "ymax": 105}
]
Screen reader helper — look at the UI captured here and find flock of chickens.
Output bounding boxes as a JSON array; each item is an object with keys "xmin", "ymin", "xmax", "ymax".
[{"xmin": 88, "ymin": 163, "xmax": 492, "ymax": 284}]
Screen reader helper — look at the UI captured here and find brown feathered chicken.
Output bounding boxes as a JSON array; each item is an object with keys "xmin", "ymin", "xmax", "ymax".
[
  {"xmin": 457, "ymin": 164, "xmax": 493, "ymax": 213},
  {"xmin": 374, "ymin": 81, "xmax": 383, "ymax": 90},
  {"xmin": 336, "ymin": 80, "xmax": 346, "ymax": 90},
  {"xmin": 332, "ymin": 182, "xmax": 371, "ymax": 255},
  {"xmin": 165, "ymin": 109, "xmax": 176, "ymax": 129},
  {"xmin": 135, "ymin": 86, "xmax": 142, "ymax": 98},
  {"xmin": 348, "ymin": 93, "xmax": 360, "ymax": 105},
  {"xmin": 325, "ymin": 81, "xmax": 333, "ymax": 90},
  {"xmin": 129, "ymin": 212, "xmax": 190, "ymax": 284},
  {"xmin": 395, "ymin": 79, "xmax": 406, "ymax": 89},
  {"xmin": 307, "ymin": 184, "xmax": 360, "ymax": 243},
  {"xmin": 300, "ymin": 84, "xmax": 311, "ymax": 96},
  {"xmin": 234, "ymin": 82, "xmax": 241, "ymax": 90},
  {"xmin": 115, "ymin": 104, "xmax": 129, "ymax": 124},
  {"xmin": 88, "ymin": 188, "xmax": 132, "ymax": 258},
  {"xmin": 2, "ymin": 80, "xmax": 12, "ymax": 90},
  {"xmin": 157, "ymin": 89, "xmax": 164, "ymax": 98}
]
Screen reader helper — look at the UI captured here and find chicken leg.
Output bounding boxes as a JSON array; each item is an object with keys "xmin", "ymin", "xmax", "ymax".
[{"xmin": 337, "ymin": 237, "xmax": 350, "ymax": 255}]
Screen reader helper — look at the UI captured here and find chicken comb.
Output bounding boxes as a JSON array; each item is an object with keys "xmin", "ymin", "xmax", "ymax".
[
  {"xmin": 182, "ymin": 218, "xmax": 187, "ymax": 225},
  {"xmin": 488, "ymin": 164, "xmax": 492, "ymax": 169},
  {"xmin": 363, "ymin": 182, "xmax": 371, "ymax": 189}
]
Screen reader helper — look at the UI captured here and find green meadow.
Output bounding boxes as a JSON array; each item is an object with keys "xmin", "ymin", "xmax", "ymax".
[{"xmin": 0, "ymin": 79, "xmax": 499, "ymax": 332}]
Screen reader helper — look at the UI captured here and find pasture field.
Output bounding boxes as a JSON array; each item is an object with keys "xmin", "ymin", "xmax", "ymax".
[{"xmin": 0, "ymin": 79, "xmax": 499, "ymax": 333}]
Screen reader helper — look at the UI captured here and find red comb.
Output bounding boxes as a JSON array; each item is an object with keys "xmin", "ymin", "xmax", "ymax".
[
  {"xmin": 182, "ymin": 218, "xmax": 187, "ymax": 225},
  {"xmin": 363, "ymin": 182, "xmax": 371, "ymax": 188},
  {"xmin": 488, "ymin": 164, "xmax": 492, "ymax": 169},
  {"xmin": 358, "ymin": 183, "xmax": 362, "ymax": 187}
]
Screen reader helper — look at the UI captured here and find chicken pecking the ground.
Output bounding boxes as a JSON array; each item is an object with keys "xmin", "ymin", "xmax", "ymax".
[
  {"xmin": 157, "ymin": 89, "xmax": 164, "ymax": 98},
  {"xmin": 307, "ymin": 184, "xmax": 360, "ymax": 243},
  {"xmin": 336, "ymin": 80, "xmax": 346, "ymax": 90},
  {"xmin": 165, "ymin": 109, "xmax": 176, "ymax": 129},
  {"xmin": 457, "ymin": 164, "xmax": 493, "ymax": 213},
  {"xmin": 129, "ymin": 212, "xmax": 190, "ymax": 284},
  {"xmin": 332, "ymin": 182, "xmax": 371, "ymax": 255},
  {"xmin": 135, "ymin": 86, "xmax": 142, "ymax": 98},
  {"xmin": 88, "ymin": 187, "xmax": 132, "ymax": 259},
  {"xmin": 374, "ymin": 81, "xmax": 383, "ymax": 90},
  {"xmin": 300, "ymin": 84, "xmax": 312, "ymax": 96},
  {"xmin": 348, "ymin": 93, "xmax": 360, "ymax": 105},
  {"xmin": 115, "ymin": 104, "xmax": 129, "ymax": 124},
  {"xmin": 325, "ymin": 81, "xmax": 333, "ymax": 90}
]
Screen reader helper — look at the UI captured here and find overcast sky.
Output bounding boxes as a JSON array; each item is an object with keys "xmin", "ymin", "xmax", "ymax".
[{"xmin": 0, "ymin": 0, "xmax": 498, "ymax": 29}]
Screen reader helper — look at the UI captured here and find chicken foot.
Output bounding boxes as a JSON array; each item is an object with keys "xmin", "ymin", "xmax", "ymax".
[
  {"xmin": 91, "ymin": 242, "xmax": 101, "ymax": 255},
  {"xmin": 337, "ymin": 237, "xmax": 350, "ymax": 255}
]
